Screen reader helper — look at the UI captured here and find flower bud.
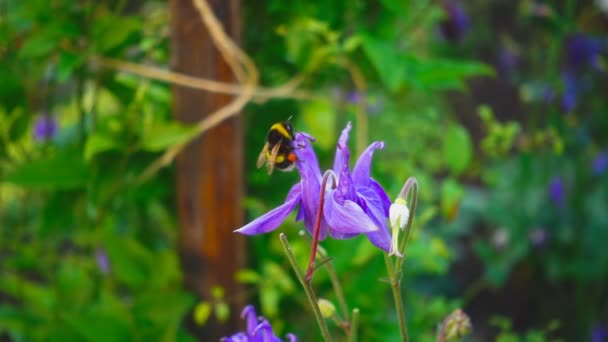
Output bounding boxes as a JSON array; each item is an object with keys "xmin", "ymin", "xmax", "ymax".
[
  {"xmin": 389, "ymin": 198, "xmax": 410, "ymax": 229},
  {"xmin": 317, "ymin": 298, "xmax": 336, "ymax": 319},
  {"xmin": 439, "ymin": 309, "xmax": 472, "ymax": 341}
]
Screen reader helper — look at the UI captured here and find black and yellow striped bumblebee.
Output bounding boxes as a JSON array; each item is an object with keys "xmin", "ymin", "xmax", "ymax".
[{"xmin": 257, "ymin": 121, "xmax": 298, "ymax": 175}]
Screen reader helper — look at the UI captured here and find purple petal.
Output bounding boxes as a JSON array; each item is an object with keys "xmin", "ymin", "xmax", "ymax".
[
  {"xmin": 333, "ymin": 122, "xmax": 352, "ymax": 174},
  {"xmin": 295, "ymin": 133, "xmax": 321, "ymax": 184},
  {"xmin": 294, "ymin": 133, "xmax": 329, "ymax": 238},
  {"xmin": 285, "ymin": 333, "xmax": 298, "ymax": 342},
  {"xmin": 370, "ymin": 178, "xmax": 391, "ymax": 215},
  {"xmin": 356, "ymin": 187, "xmax": 392, "ymax": 251},
  {"xmin": 324, "ymin": 190, "xmax": 379, "ymax": 237},
  {"xmin": 221, "ymin": 333, "xmax": 248, "ymax": 342},
  {"xmin": 241, "ymin": 305, "xmax": 258, "ymax": 334},
  {"xmin": 352, "ymin": 141, "xmax": 384, "ymax": 187},
  {"xmin": 335, "ymin": 146, "xmax": 357, "ymax": 203},
  {"xmin": 234, "ymin": 191, "xmax": 301, "ymax": 235}
]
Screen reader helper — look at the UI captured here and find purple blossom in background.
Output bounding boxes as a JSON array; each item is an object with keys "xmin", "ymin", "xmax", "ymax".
[
  {"xmin": 439, "ymin": 0, "xmax": 469, "ymax": 42},
  {"xmin": 548, "ymin": 176, "xmax": 565, "ymax": 207},
  {"xmin": 593, "ymin": 152, "xmax": 608, "ymax": 175},
  {"xmin": 592, "ymin": 323, "xmax": 608, "ymax": 342},
  {"xmin": 565, "ymin": 34, "xmax": 602, "ymax": 71},
  {"xmin": 561, "ymin": 71, "xmax": 578, "ymax": 112},
  {"xmin": 33, "ymin": 115, "xmax": 58, "ymax": 142},
  {"xmin": 498, "ymin": 45, "xmax": 520, "ymax": 79},
  {"xmin": 235, "ymin": 122, "xmax": 392, "ymax": 252},
  {"xmin": 346, "ymin": 91, "xmax": 361, "ymax": 104},
  {"xmin": 221, "ymin": 305, "xmax": 297, "ymax": 342},
  {"xmin": 542, "ymin": 85, "xmax": 555, "ymax": 104},
  {"xmin": 529, "ymin": 227, "xmax": 548, "ymax": 247},
  {"xmin": 95, "ymin": 248, "xmax": 111, "ymax": 274}
]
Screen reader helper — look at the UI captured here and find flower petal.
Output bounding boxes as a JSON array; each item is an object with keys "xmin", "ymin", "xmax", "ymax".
[
  {"xmin": 234, "ymin": 191, "xmax": 301, "ymax": 235},
  {"xmin": 333, "ymin": 122, "xmax": 352, "ymax": 174},
  {"xmin": 295, "ymin": 132, "xmax": 321, "ymax": 184},
  {"xmin": 352, "ymin": 141, "xmax": 384, "ymax": 187},
  {"xmin": 324, "ymin": 191, "xmax": 379, "ymax": 236},
  {"xmin": 241, "ymin": 305, "xmax": 258, "ymax": 334},
  {"xmin": 356, "ymin": 187, "xmax": 392, "ymax": 251},
  {"xmin": 335, "ymin": 146, "xmax": 357, "ymax": 202},
  {"xmin": 370, "ymin": 178, "xmax": 391, "ymax": 215}
]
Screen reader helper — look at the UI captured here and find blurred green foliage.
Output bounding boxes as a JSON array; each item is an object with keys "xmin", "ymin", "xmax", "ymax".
[{"xmin": 1, "ymin": 0, "xmax": 607, "ymax": 341}]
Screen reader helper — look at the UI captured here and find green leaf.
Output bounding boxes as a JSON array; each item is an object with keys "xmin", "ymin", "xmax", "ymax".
[
  {"xmin": 84, "ymin": 133, "xmax": 122, "ymax": 162},
  {"xmin": 17, "ymin": 32, "xmax": 58, "ymax": 59},
  {"xmin": 4, "ymin": 152, "xmax": 90, "ymax": 189},
  {"xmin": 92, "ymin": 15, "xmax": 140, "ymax": 52},
  {"xmin": 361, "ymin": 34, "xmax": 405, "ymax": 91},
  {"xmin": 57, "ymin": 51, "xmax": 85, "ymax": 82},
  {"xmin": 141, "ymin": 121, "xmax": 198, "ymax": 152},
  {"xmin": 442, "ymin": 124, "xmax": 473, "ymax": 175},
  {"xmin": 193, "ymin": 302, "xmax": 212, "ymax": 326}
]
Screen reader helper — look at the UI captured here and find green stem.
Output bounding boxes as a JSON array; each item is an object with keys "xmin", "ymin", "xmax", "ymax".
[
  {"xmin": 280, "ymin": 233, "xmax": 333, "ymax": 341},
  {"xmin": 385, "ymin": 253, "xmax": 409, "ymax": 342},
  {"xmin": 349, "ymin": 308, "xmax": 360, "ymax": 342}
]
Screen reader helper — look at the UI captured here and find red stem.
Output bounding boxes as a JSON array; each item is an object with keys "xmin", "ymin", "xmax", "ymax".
[{"xmin": 305, "ymin": 172, "xmax": 334, "ymax": 282}]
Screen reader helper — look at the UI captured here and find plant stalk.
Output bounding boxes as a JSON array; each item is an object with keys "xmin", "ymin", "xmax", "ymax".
[{"xmin": 280, "ymin": 233, "xmax": 333, "ymax": 341}]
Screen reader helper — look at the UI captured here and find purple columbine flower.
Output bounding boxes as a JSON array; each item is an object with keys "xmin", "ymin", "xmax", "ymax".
[
  {"xmin": 95, "ymin": 248, "xmax": 111, "ymax": 274},
  {"xmin": 561, "ymin": 71, "xmax": 578, "ymax": 112},
  {"xmin": 548, "ymin": 176, "xmax": 565, "ymax": 207},
  {"xmin": 235, "ymin": 122, "xmax": 392, "ymax": 252},
  {"xmin": 221, "ymin": 305, "xmax": 296, "ymax": 342},
  {"xmin": 33, "ymin": 114, "xmax": 58, "ymax": 142},
  {"xmin": 565, "ymin": 34, "xmax": 602, "ymax": 72},
  {"xmin": 593, "ymin": 152, "xmax": 608, "ymax": 175},
  {"xmin": 439, "ymin": 0, "xmax": 469, "ymax": 42},
  {"xmin": 592, "ymin": 323, "xmax": 608, "ymax": 342},
  {"xmin": 346, "ymin": 91, "xmax": 362, "ymax": 104}
]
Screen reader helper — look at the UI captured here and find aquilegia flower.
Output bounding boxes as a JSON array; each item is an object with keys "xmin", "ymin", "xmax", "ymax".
[
  {"xmin": 593, "ymin": 152, "xmax": 608, "ymax": 175},
  {"xmin": 95, "ymin": 247, "xmax": 111, "ymax": 274},
  {"xmin": 221, "ymin": 305, "xmax": 296, "ymax": 342},
  {"xmin": 548, "ymin": 176, "xmax": 565, "ymax": 207},
  {"xmin": 235, "ymin": 122, "xmax": 392, "ymax": 252},
  {"xmin": 33, "ymin": 114, "xmax": 58, "ymax": 142},
  {"xmin": 439, "ymin": 0, "xmax": 469, "ymax": 43}
]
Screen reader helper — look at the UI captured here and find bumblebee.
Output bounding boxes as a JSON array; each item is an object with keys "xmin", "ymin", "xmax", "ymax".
[{"xmin": 257, "ymin": 121, "xmax": 298, "ymax": 174}]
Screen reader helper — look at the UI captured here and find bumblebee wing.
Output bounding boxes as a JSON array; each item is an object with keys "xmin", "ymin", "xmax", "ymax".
[
  {"xmin": 266, "ymin": 143, "xmax": 282, "ymax": 175},
  {"xmin": 257, "ymin": 143, "xmax": 270, "ymax": 168}
]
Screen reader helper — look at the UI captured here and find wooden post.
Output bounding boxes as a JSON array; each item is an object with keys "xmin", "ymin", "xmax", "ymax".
[{"xmin": 170, "ymin": 0, "xmax": 244, "ymax": 339}]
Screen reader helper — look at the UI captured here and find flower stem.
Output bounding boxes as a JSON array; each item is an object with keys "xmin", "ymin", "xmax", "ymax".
[
  {"xmin": 306, "ymin": 170, "xmax": 337, "ymax": 282},
  {"xmin": 384, "ymin": 253, "xmax": 409, "ymax": 342},
  {"xmin": 280, "ymin": 233, "xmax": 333, "ymax": 341},
  {"xmin": 349, "ymin": 308, "xmax": 360, "ymax": 342}
]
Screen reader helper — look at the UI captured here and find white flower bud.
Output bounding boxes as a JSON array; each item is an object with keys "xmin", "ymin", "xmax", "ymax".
[{"xmin": 389, "ymin": 198, "xmax": 410, "ymax": 229}]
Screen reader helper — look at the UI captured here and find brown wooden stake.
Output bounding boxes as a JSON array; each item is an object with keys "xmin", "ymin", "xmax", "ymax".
[{"xmin": 170, "ymin": 0, "xmax": 245, "ymax": 339}]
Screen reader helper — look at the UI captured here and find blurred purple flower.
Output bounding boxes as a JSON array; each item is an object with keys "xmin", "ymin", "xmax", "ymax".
[
  {"xmin": 529, "ymin": 227, "xmax": 548, "ymax": 247},
  {"xmin": 548, "ymin": 176, "xmax": 565, "ymax": 207},
  {"xmin": 593, "ymin": 152, "xmax": 608, "ymax": 175},
  {"xmin": 565, "ymin": 34, "xmax": 602, "ymax": 71},
  {"xmin": 542, "ymin": 86, "xmax": 555, "ymax": 104},
  {"xmin": 439, "ymin": 1, "xmax": 469, "ymax": 42},
  {"xmin": 221, "ymin": 305, "xmax": 296, "ymax": 342},
  {"xmin": 235, "ymin": 122, "xmax": 392, "ymax": 252},
  {"xmin": 561, "ymin": 71, "xmax": 578, "ymax": 112},
  {"xmin": 33, "ymin": 115, "xmax": 58, "ymax": 142},
  {"xmin": 346, "ymin": 91, "xmax": 362, "ymax": 104},
  {"xmin": 592, "ymin": 323, "xmax": 608, "ymax": 342},
  {"xmin": 95, "ymin": 248, "xmax": 110, "ymax": 274},
  {"xmin": 498, "ymin": 45, "xmax": 520, "ymax": 79}
]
